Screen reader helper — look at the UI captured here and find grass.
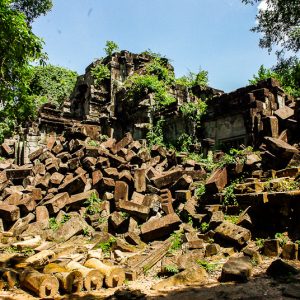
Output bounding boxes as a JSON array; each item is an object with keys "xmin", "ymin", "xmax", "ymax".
[
  {"xmin": 95, "ymin": 237, "xmax": 116, "ymax": 257},
  {"xmin": 169, "ymin": 230, "xmax": 183, "ymax": 253},
  {"xmin": 164, "ymin": 264, "xmax": 179, "ymax": 274}
]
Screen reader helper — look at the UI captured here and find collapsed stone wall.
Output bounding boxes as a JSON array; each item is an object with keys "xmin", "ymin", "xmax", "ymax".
[{"xmin": 1, "ymin": 50, "xmax": 295, "ymax": 164}]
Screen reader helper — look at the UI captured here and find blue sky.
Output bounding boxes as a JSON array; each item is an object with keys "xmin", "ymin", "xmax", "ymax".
[{"xmin": 32, "ymin": 0, "xmax": 278, "ymax": 92}]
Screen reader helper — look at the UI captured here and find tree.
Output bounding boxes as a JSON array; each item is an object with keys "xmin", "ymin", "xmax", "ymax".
[
  {"xmin": 29, "ymin": 65, "xmax": 78, "ymax": 106},
  {"xmin": 11, "ymin": 0, "xmax": 53, "ymax": 24},
  {"xmin": 242, "ymin": 0, "xmax": 300, "ymax": 55},
  {"xmin": 249, "ymin": 58, "xmax": 300, "ymax": 98},
  {"xmin": 0, "ymin": 0, "xmax": 49, "ymax": 141},
  {"xmin": 104, "ymin": 40, "xmax": 119, "ymax": 56}
]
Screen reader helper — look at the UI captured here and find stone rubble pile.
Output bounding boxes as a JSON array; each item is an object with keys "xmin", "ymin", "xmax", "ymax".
[{"xmin": 0, "ymin": 130, "xmax": 299, "ymax": 298}]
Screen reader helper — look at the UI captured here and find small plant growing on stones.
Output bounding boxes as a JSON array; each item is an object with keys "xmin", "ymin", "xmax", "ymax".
[
  {"xmin": 49, "ymin": 217, "xmax": 59, "ymax": 231},
  {"xmin": 169, "ymin": 230, "xmax": 184, "ymax": 252},
  {"xmin": 104, "ymin": 40, "xmax": 119, "ymax": 56},
  {"xmin": 255, "ymin": 238, "xmax": 265, "ymax": 249},
  {"xmin": 200, "ymin": 222, "xmax": 209, "ymax": 233},
  {"xmin": 222, "ymin": 179, "xmax": 240, "ymax": 206},
  {"xmin": 196, "ymin": 259, "xmax": 218, "ymax": 273},
  {"xmin": 195, "ymin": 183, "xmax": 206, "ymax": 199},
  {"xmin": 96, "ymin": 237, "xmax": 116, "ymax": 257},
  {"xmin": 88, "ymin": 140, "xmax": 100, "ymax": 147},
  {"xmin": 164, "ymin": 264, "xmax": 179, "ymax": 274},
  {"xmin": 83, "ymin": 227, "xmax": 91, "ymax": 237},
  {"xmin": 224, "ymin": 214, "xmax": 239, "ymax": 224},
  {"xmin": 275, "ymin": 232, "xmax": 289, "ymax": 247},
  {"xmin": 84, "ymin": 192, "xmax": 103, "ymax": 215},
  {"xmin": 91, "ymin": 63, "xmax": 110, "ymax": 86}
]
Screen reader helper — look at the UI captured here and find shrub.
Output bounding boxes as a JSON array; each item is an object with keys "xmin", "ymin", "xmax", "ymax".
[{"xmin": 91, "ymin": 63, "xmax": 110, "ymax": 86}]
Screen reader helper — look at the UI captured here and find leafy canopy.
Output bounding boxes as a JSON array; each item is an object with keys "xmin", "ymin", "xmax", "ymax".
[
  {"xmin": 0, "ymin": 0, "xmax": 45, "ymax": 140},
  {"xmin": 29, "ymin": 65, "xmax": 78, "ymax": 106},
  {"xmin": 242, "ymin": 0, "xmax": 300, "ymax": 55},
  {"xmin": 104, "ymin": 40, "xmax": 119, "ymax": 56},
  {"xmin": 11, "ymin": 0, "xmax": 53, "ymax": 24}
]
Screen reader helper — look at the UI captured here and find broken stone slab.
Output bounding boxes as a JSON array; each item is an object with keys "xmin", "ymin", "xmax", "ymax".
[
  {"xmin": 111, "ymin": 132, "xmax": 133, "ymax": 154},
  {"xmin": 214, "ymin": 221, "xmax": 251, "ymax": 246},
  {"xmin": 68, "ymin": 190, "xmax": 99, "ymax": 208},
  {"xmin": 51, "ymin": 214, "xmax": 93, "ymax": 242},
  {"xmin": 263, "ymin": 239, "xmax": 280, "ymax": 257},
  {"xmin": 152, "ymin": 170, "xmax": 183, "ymax": 189},
  {"xmin": 265, "ymin": 137, "xmax": 299, "ymax": 159},
  {"xmin": 118, "ymin": 200, "xmax": 150, "ymax": 221},
  {"xmin": 220, "ymin": 256, "xmax": 252, "ymax": 282},
  {"xmin": 274, "ymin": 105, "xmax": 294, "ymax": 120},
  {"xmin": 134, "ymin": 168, "xmax": 147, "ymax": 192},
  {"xmin": 43, "ymin": 192, "xmax": 70, "ymax": 215},
  {"xmin": 0, "ymin": 204, "xmax": 20, "ymax": 223},
  {"xmin": 13, "ymin": 236, "xmax": 42, "ymax": 250},
  {"xmin": 25, "ymin": 250, "xmax": 55, "ymax": 268},
  {"xmin": 50, "ymin": 172, "xmax": 64, "ymax": 185},
  {"xmin": 5, "ymin": 168, "xmax": 32, "ymax": 182},
  {"xmin": 140, "ymin": 213, "xmax": 181, "ymax": 242},
  {"xmin": 152, "ymin": 265, "xmax": 207, "ymax": 290},
  {"xmin": 114, "ymin": 181, "xmax": 129, "ymax": 204},
  {"xmin": 1, "ymin": 143, "xmax": 14, "ymax": 156},
  {"xmin": 58, "ymin": 174, "xmax": 87, "ymax": 195},
  {"xmin": 28, "ymin": 148, "xmax": 45, "ymax": 162},
  {"xmin": 205, "ymin": 243, "xmax": 220, "ymax": 256},
  {"xmin": 266, "ymin": 259, "xmax": 299, "ymax": 278},
  {"xmin": 281, "ymin": 242, "xmax": 298, "ymax": 260},
  {"xmin": 205, "ymin": 168, "xmax": 227, "ymax": 194}
]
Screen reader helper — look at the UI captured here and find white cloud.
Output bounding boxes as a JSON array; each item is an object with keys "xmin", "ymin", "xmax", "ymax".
[{"xmin": 258, "ymin": 0, "xmax": 268, "ymax": 11}]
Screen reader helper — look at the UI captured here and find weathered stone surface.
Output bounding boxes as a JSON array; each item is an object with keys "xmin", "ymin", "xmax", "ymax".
[
  {"xmin": 134, "ymin": 168, "xmax": 147, "ymax": 192},
  {"xmin": 140, "ymin": 213, "xmax": 181, "ymax": 242},
  {"xmin": 153, "ymin": 265, "xmax": 207, "ymax": 290},
  {"xmin": 114, "ymin": 181, "xmax": 129, "ymax": 204},
  {"xmin": 274, "ymin": 106, "xmax": 294, "ymax": 120},
  {"xmin": 58, "ymin": 174, "xmax": 86, "ymax": 195},
  {"xmin": 152, "ymin": 170, "xmax": 183, "ymax": 189},
  {"xmin": 44, "ymin": 192, "xmax": 70, "ymax": 215},
  {"xmin": 0, "ymin": 204, "xmax": 20, "ymax": 222},
  {"xmin": 205, "ymin": 243, "xmax": 221, "ymax": 257},
  {"xmin": 205, "ymin": 168, "xmax": 227, "ymax": 193},
  {"xmin": 265, "ymin": 137, "xmax": 298, "ymax": 159},
  {"xmin": 68, "ymin": 190, "xmax": 99, "ymax": 207},
  {"xmin": 51, "ymin": 214, "xmax": 93, "ymax": 242},
  {"xmin": 220, "ymin": 256, "xmax": 252, "ymax": 282},
  {"xmin": 263, "ymin": 239, "xmax": 280, "ymax": 257},
  {"xmin": 281, "ymin": 242, "xmax": 298, "ymax": 260},
  {"xmin": 215, "ymin": 221, "xmax": 251, "ymax": 246},
  {"xmin": 118, "ymin": 200, "xmax": 150, "ymax": 220},
  {"xmin": 266, "ymin": 259, "xmax": 299, "ymax": 278}
]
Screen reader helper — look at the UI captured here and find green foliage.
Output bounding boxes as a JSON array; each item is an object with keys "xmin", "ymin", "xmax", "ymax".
[
  {"xmin": 222, "ymin": 179, "xmax": 239, "ymax": 206},
  {"xmin": 88, "ymin": 140, "xmax": 100, "ymax": 147},
  {"xmin": 91, "ymin": 63, "xmax": 110, "ymax": 86},
  {"xmin": 249, "ymin": 65, "xmax": 278, "ymax": 85},
  {"xmin": 195, "ymin": 183, "xmax": 206, "ymax": 199},
  {"xmin": 126, "ymin": 74, "xmax": 176, "ymax": 108},
  {"xmin": 242, "ymin": 0, "xmax": 300, "ymax": 54},
  {"xmin": 6, "ymin": 246, "xmax": 34, "ymax": 256},
  {"xmin": 84, "ymin": 192, "xmax": 103, "ymax": 215},
  {"xmin": 104, "ymin": 40, "xmax": 119, "ymax": 56},
  {"xmin": 200, "ymin": 222, "xmax": 209, "ymax": 233},
  {"xmin": 120, "ymin": 212, "xmax": 129, "ymax": 219},
  {"xmin": 83, "ymin": 227, "xmax": 91, "ymax": 236},
  {"xmin": 96, "ymin": 237, "xmax": 116, "ymax": 256},
  {"xmin": 60, "ymin": 214, "xmax": 71, "ymax": 224},
  {"xmin": 255, "ymin": 238, "xmax": 265, "ymax": 249},
  {"xmin": 176, "ymin": 133, "xmax": 193, "ymax": 152},
  {"xmin": 0, "ymin": 1, "xmax": 45, "ymax": 141},
  {"xmin": 250, "ymin": 59, "xmax": 300, "ymax": 98},
  {"xmin": 224, "ymin": 215, "xmax": 239, "ymax": 224},
  {"xmin": 29, "ymin": 65, "xmax": 78, "ymax": 106},
  {"xmin": 146, "ymin": 117, "xmax": 165, "ymax": 147},
  {"xmin": 275, "ymin": 232, "xmax": 289, "ymax": 247},
  {"xmin": 49, "ymin": 217, "xmax": 59, "ymax": 231},
  {"xmin": 11, "ymin": 0, "xmax": 53, "ymax": 24},
  {"xmin": 176, "ymin": 69, "xmax": 209, "ymax": 89},
  {"xmin": 180, "ymin": 99, "xmax": 208, "ymax": 124},
  {"xmin": 164, "ymin": 264, "xmax": 179, "ymax": 274},
  {"xmin": 169, "ymin": 230, "xmax": 183, "ymax": 252},
  {"xmin": 145, "ymin": 57, "xmax": 174, "ymax": 85},
  {"xmin": 196, "ymin": 260, "xmax": 217, "ymax": 273}
]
